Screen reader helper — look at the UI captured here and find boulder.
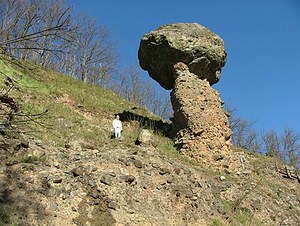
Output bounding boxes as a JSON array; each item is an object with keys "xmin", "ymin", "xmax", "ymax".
[
  {"xmin": 138, "ymin": 23, "xmax": 226, "ymax": 90},
  {"xmin": 136, "ymin": 129, "xmax": 158, "ymax": 147}
]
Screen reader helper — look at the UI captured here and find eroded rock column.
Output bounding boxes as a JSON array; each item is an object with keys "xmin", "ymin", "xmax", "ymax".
[{"xmin": 171, "ymin": 62, "xmax": 232, "ymax": 162}]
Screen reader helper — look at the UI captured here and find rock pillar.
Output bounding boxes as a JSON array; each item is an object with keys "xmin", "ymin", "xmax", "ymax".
[
  {"xmin": 138, "ymin": 23, "xmax": 233, "ymax": 165},
  {"xmin": 170, "ymin": 62, "xmax": 232, "ymax": 162}
]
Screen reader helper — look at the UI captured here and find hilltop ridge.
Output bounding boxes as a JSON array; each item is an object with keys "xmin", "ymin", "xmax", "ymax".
[{"xmin": 0, "ymin": 55, "xmax": 299, "ymax": 225}]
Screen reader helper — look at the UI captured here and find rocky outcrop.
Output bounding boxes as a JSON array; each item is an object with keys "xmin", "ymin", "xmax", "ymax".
[
  {"xmin": 171, "ymin": 62, "xmax": 232, "ymax": 162},
  {"xmin": 138, "ymin": 23, "xmax": 232, "ymax": 163},
  {"xmin": 138, "ymin": 23, "xmax": 226, "ymax": 90},
  {"xmin": 1, "ymin": 132, "xmax": 300, "ymax": 226}
]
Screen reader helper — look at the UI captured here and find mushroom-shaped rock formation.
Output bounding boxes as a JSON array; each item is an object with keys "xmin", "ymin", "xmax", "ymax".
[
  {"xmin": 138, "ymin": 23, "xmax": 227, "ymax": 90},
  {"xmin": 138, "ymin": 23, "xmax": 232, "ymax": 165}
]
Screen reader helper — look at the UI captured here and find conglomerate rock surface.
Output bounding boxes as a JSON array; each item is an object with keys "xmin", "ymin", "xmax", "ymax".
[
  {"xmin": 138, "ymin": 23, "xmax": 232, "ymax": 163},
  {"xmin": 170, "ymin": 62, "xmax": 232, "ymax": 162},
  {"xmin": 138, "ymin": 23, "xmax": 227, "ymax": 90},
  {"xmin": 2, "ymin": 133, "xmax": 300, "ymax": 226}
]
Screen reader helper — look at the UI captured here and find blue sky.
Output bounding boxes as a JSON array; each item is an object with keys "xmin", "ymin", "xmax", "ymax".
[{"xmin": 70, "ymin": 0, "xmax": 300, "ymax": 135}]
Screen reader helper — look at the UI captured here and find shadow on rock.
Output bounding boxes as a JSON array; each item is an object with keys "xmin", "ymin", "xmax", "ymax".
[
  {"xmin": 118, "ymin": 110, "xmax": 171, "ymax": 136},
  {"xmin": 0, "ymin": 165, "xmax": 48, "ymax": 225}
]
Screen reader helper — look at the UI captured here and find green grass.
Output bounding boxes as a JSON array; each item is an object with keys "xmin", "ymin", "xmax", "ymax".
[
  {"xmin": 157, "ymin": 137, "xmax": 179, "ymax": 156},
  {"xmin": 0, "ymin": 54, "xmax": 169, "ymax": 152},
  {"xmin": 222, "ymin": 199, "xmax": 266, "ymax": 226},
  {"xmin": 0, "ymin": 54, "xmax": 156, "ymax": 116},
  {"xmin": 19, "ymin": 155, "xmax": 39, "ymax": 163},
  {"xmin": 210, "ymin": 218, "xmax": 226, "ymax": 226}
]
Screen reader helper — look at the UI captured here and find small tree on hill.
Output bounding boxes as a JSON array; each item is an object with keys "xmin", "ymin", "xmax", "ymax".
[
  {"xmin": 227, "ymin": 107, "xmax": 260, "ymax": 152},
  {"xmin": 262, "ymin": 130, "xmax": 281, "ymax": 158},
  {"xmin": 282, "ymin": 128, "xmax": 300, "ymax": 169}
]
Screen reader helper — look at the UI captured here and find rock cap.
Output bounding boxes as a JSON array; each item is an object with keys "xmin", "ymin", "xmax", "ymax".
[{"xmin": 138, "ymin": 23, "xmax": 227, "ymax": 90}]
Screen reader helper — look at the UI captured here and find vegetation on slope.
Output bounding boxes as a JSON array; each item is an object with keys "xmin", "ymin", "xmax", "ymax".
[
  {"xmin": 1, "ymin": 54, "xmax": 299, "ymax": 226},
  {"xmin": 0, "ymin": 54, "xmax": 166, "ymax": 147}
]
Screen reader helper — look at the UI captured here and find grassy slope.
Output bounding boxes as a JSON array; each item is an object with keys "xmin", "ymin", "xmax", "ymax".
[
  {"xmin": 1, "ymin": 54, "xmax": 299, "ymax": 226},
  {"xmin": 0, "ymin": 54, "xmax": 170, "ymax": 149}
]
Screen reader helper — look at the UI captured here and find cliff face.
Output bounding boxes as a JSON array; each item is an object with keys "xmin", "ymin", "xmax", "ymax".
[{"xmin": 0, "ymin": 55, "xmax": 299, "ymax": 226}]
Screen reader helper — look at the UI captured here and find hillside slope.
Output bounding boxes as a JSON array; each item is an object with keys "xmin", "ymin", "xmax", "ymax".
[{"xmin": 0, "ymin": 55, "xmax": 299, "ymax": 226}]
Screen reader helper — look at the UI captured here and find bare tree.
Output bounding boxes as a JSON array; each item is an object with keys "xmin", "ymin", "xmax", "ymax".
[
  {"xmin": 37, "ymin": 0, "xmax": 73, "ymax": 67},
  {"xmin": 114, "ymin": 66, "xmax": 144, "ymax": 105},
  {"xmin": 232, "ymin": 117, "xmax": 255, "ymax": 149},
  {"xmin": 0, "ymin": 75, "xmax": 50, "ymax": 136},
  {"xmin": 245, "ymin": 130, "xmax": 261, "ymax": 153},
  {"xmin": 110, "ymin": 66, "xmax": 172, "ymax": 119},
  {"xmin": 282, "ymin": 128, "xmax": 300, "ymax": 168},
  {"xmin": 226, "ymin": 107, "xmax": 260, "ymax": 151},
  {"xmin": 0, "ymin": 0, "xmax": 117, "ymax": 86},
  {"xmin": 151, "ymin": 94, "xmax": 172, "ymax": 120},
  {"xmin": 0, "ymin": 0, "xmax": 26, "ymax": 54},
  {"xmin": 0, "ymin": 0, "xmax": 73, "ymax": 65},
  {"xmin": 73, "ymin": 15, "xmax": 116, "ymax": 83},
  {"xmin": 262, "ymin": 130, "xmax": 281, "ymax": 158}
]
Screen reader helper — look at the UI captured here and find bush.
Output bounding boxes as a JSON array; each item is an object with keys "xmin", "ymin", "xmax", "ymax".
[{"xmin": 20, "ymin": 155, "xmax": 39, "ymax": 163}]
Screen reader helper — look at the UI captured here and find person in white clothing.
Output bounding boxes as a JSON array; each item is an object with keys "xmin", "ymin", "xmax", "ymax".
[
  {"xmin": 112, "ymin": 115, "xmax": 122, "ymax": 138},
  {"xmin": 240, "ymin": 154, "xmax": 246, "ymax": 169}
]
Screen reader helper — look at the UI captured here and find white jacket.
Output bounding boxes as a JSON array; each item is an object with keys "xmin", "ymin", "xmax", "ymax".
[{"xmin": 112, "ymin": 119, "xmax": 122, "ymax": 130}]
